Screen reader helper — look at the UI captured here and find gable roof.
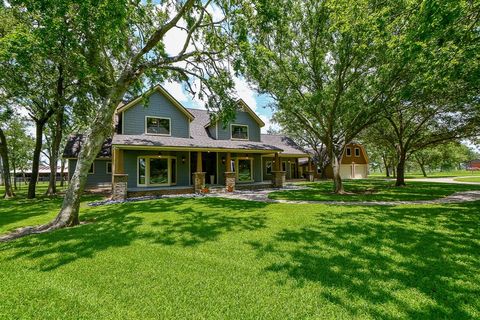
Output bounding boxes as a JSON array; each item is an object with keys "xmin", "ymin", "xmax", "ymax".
[
  {"xmin": 237, "ymin": 99, "xmax": 265, "ymax": 127},
  {"xmin": 116, "ymin": 85, "xmax": 195, "ymax": 120}
]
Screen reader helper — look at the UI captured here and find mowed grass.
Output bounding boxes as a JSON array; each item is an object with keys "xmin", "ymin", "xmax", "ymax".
[
  {"xmin": 1, "ymin": 191, "xmax": 480, "ymax": 319},
  {"xmin": 454, "ymin": 176, "xmax": 480, "ymax": 183},
  {"xmin": 0, "ymin": 183, "xmax": 102, "ymax": 233},
  {"xmin": 269, "ymin": 179, "xmax": 480, "ymax": 202},
  {"xmin": 369, "ymin": 170, "xmax": 480, "ymax": 179}
]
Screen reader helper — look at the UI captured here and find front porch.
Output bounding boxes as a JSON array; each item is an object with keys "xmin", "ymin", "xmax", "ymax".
[{"xmin": 111, "ymin": 147, "xmax": 311, "ymax": 200}]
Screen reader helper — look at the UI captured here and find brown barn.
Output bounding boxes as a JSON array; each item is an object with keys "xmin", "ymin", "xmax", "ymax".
[
  {"xmin": 466, "ymin": 159, "xmax": 480, "ymax": 171},
  {"xmin": 325, "ymin": 143, "xmax": 369, "ymax": 179}
]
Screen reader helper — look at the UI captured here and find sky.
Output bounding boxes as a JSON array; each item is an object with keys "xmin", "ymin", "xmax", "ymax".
[{"xmin": 160, "ymin": 3, "xmax": 278, "ymax": 133}]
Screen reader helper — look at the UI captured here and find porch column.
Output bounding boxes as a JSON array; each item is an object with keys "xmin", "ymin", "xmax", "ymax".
[
  {"xmin": 306, "ymin": 157, "xmax": 314, "ymax": 182},
  {"xmin": 112, "ymin": 148, "xmax": 128, "ymax": 200},
  {"xmin": 224, "ymin": 152, "xmax": 235, "ymax": 192},
  {"xmin": 193, "ymin": 151, "xmax": 206, "ymax": 193},
  {"xmin": 272, "ymin": 152, "xmax": 286, "ymax": 188}
]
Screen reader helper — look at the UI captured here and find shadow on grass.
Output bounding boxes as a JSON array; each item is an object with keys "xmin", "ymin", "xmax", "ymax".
[
  {"xmin": 0, "ymin": 197, "xmax": 268, "ymax": 271},
  {"xmin": 271, "ymin": 179, "xmax": 480, "ymax": 202},
  {"xmin": 247, "ymin": 201, "xmax": 480, "ymax": 319},
  {"xmin": 0, "ymin": 194, "xmax": 102, "ymax": 231}
]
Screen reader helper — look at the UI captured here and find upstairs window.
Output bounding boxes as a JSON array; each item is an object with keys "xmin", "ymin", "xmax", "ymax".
[
  {"xmin": 231, "ymin": 124, "xmax": 249, "ymax": 140},
  {"xmin": 355, "ymin": 147, "xmax": 360, "ymax": 157},
  {"xmin": 146, "ymin": 116, "xmax": 171, "ymax": 135},
  {"xmin": 346, "ymin": 147, "xmax": 352, "ymax": 157}
]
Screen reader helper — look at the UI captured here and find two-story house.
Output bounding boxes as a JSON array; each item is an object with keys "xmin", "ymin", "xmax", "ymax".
[{"xmin": 63, "ymin": 85, "xmax": 309, "ymax": 199}]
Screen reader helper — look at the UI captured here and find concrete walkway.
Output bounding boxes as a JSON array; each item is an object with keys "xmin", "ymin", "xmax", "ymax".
[
  {"xmin": 209, "ymin": 188, "xmax": 480, "ymax": 206},
  {"xmin": 406, "ymin": 176, "xmax": 480, "ymax": 185}
]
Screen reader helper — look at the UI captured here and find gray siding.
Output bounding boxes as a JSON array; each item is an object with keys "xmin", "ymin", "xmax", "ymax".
[
  {"xmin": 217, "ymin": 111, "xmax": 261, "ymax": 142},
  {"xmin": 122, "ymin": 92, "xmax": 190, "ymax": 138},
  {"xmin": 123, "ymin": 150, "xmax": 190, "ymax": 188},
  {"xmin": 68, "ymin": 159, "xmax": 112, "ymax": 186}
]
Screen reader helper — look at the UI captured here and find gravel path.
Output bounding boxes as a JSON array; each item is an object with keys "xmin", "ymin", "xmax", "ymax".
[{"xmin": 208, "ymin": 188, "xmax": 480, "ymax": 206}]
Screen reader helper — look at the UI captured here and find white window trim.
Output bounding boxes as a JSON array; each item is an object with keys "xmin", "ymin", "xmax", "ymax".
[
  {"xmin": 230, "ymin": 124, "xmax": 249, "ymax": 141},
  {"xmin": 106, "ymin": 162, "xmax": 112, "ymax": 174},
  {"xmin": 145, "ymin": 116, "xmax": 172, "ymax": 136},
  {"xmin": 88, "ymin": 162, "xmax": 95, "ymax": 175},
  {"xmin": 346, "ymin": 147, "xmax": 352, "ymax": 157},
  {"xmin": 354, "ymin": 147, "xmax": 360, "ymax": 157},
  {"xmin": 235, "ymin": 157, "xmax": 254, "ymax": 182},
  {"xmin": 136, "ymin": 155, "xmax": 177, "ymax": 187}
]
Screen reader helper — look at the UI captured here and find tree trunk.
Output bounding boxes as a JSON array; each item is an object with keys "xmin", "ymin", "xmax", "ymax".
[
  {"xmin": 395, "ymin": 152, "xmax": 407, "ymax": 186},
  {"xmin": 419, "ymin": 163, "xmax": 427, "ymax": 177},
  {"xmin": 331, "ymin": 154, "xmax": 345, "ymax": 193},
  {"xmin": 27, "ymin": 121, "xmax": 48, "ymax": 199},
  {"xmin": 382, "ymin": 156, "xmax": 390, "ymax": 177},
  {"xmin": 46, "ymin": 108, "xmax": 64, "ymax": 195},
  {"xmin": 0, "ymin": 128, "xmax": 15, "ymax": 198}
]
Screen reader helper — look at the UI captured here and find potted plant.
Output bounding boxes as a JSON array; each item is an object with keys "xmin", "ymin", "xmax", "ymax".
[
  {"xmin": 201, "ymin": 185, "xmax": 209, "ymax": 193},
  {"xmin": 226, "ymin": 185, "xmax": 234, "ymax": 192}
]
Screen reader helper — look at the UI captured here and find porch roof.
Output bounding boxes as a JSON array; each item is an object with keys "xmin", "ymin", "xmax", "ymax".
[{"xmin": 111, "ymin": 134, "xmax": 283, "ymax": 152}]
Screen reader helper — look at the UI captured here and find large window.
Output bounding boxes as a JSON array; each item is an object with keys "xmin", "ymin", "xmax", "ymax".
[
  {"xmin": 146, "ymin": 116, "xmax": 171, "ymax": 135},
  {"xmin": 137, "ymin": 156, "xmax": 177, "ymax": 186},
  {"xmin": 237, "ymin": 158, "xmax": 253, "ymax": 182},
  {"xmin": 231, "ymin": 124, "xmax": 249, "ymax": 140}
]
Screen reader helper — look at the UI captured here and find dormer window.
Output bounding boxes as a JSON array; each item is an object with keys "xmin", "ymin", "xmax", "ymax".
[
  {"xmin": 355, "ymin": 147, "xmax": 360, "ymax": 157},
  {"xmin": 231, "ymin": 124, "xmax": 249, "ymax": 140},
  {"xmin": 346, "ymin": 147, "xmax": 352, "ymax": 157},
  {"xmin": 146, "ymin": 116, "xmax": 171, "ymax": 135}
]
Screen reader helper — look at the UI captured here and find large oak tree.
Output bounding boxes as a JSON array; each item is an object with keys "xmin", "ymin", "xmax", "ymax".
[{"xmin": 1, "ymin": 0, "xmax": 239, "ymax": 241}]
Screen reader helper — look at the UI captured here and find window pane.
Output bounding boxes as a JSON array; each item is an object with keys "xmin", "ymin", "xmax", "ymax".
[
  {"xmin": 282, "ymin": 162, "xmax": 287, "ymax": 172},
  {"xmin": 149, "ymin": 158, "xmax": 169, "ymax": 184},
  {"xmin": 171, "ymin": 159, "xmax": 176, "ymax": 184},
  {"xmin": 346, "ymin": 148, "xmax": 351, "ymax": 156},
  {"xmin": 158, "ymin": 119, "xmax": 170, "ymax": 134},
  {"xmin": 106, "ymin": 162, "xmax": 112, "ymax": 174},
  {"xmin": 238, "ymin": 159, "xmax": 252, "ymax": 181},
  {"xmin": 232, "ymin": 125, "xmax": 248, "ymax": 139},
  {"xmin": 147, "ymin": 118, "xmax": 160, "ymax": 134},
  {"xmin": 146, "ymin": 117, "xmax": 170, "ymax": 134},
  {"xmin": 355, "ymin": 148, "xmax": 360, "ymax": 156},
  {"xmin": 138, "ymin": 158, "xmax": 146, "ymax": 184}
]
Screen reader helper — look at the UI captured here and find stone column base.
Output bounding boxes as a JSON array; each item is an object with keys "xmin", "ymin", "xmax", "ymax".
[
  {"xmin": 112, "ymin": 174, "xmax": 128, "ymax": 201},
  {"xmin": 193, "ymin": 172, "xmax": 206, "ymax": 193},
  {"xmin": 306, "ymin": 171, "xmax": 315, "ymax": 182},
  {"xmin": 271, "ymin": 171, "xmax": 286, "ymax": 188},
  {"xmin": 224, "ymin": 172, "xmax": 236, "ymax": 192}
]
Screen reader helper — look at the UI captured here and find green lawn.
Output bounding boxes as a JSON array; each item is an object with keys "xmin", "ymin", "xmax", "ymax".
[
  {"xmin": 1, "ymin": 190, "xmax": 480, "ymax": 319},
  {"xmin": 269, "ymin": 179, "xmax": 480, "ymax": 202},
  {"xmin": 454, "ymin": 177, "xmax": 480, "ymax": 183},
  {"xmin": 370, "ymin": 170, "xmax": 480, "ymax": 179}
]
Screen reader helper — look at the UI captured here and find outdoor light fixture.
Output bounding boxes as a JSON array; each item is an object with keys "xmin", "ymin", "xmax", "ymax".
[
  {"xmin": 182, "ymin": 156, "xmax": 186, "ymax": 164},
  {"xmin": 222, "ymin": 157, "xmax": 226, "ymax": 164}
]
